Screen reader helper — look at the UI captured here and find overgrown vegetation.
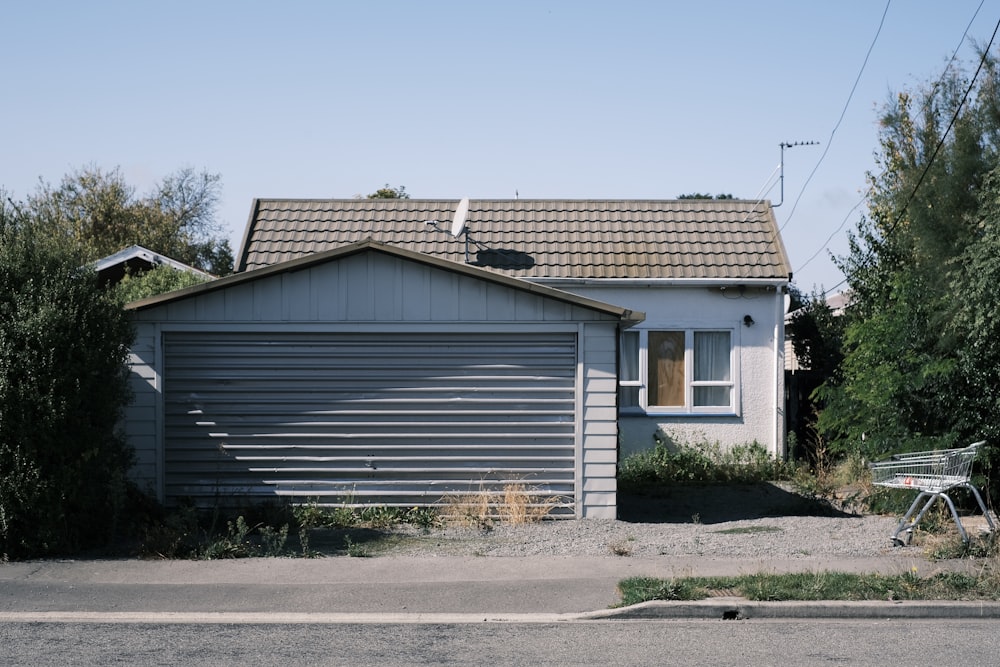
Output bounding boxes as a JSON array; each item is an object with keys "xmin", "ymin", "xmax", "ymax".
[
  {"xmin": 113, "ymin": 265, "xmax": 211, "ymax": 303},
  {"xmin": 618, "ymin": 566, "xmax": 1000, "ymax": 606},
  {"xmin": 618, "ymin": 437, "xmax": 792, "ymax": 491},
  {"xmin": 0, "ymin": 208, "xmax": 136, "ymax": 559},
  {"xmin": 139, "ymin": 501, "xmax": 444, "ymax": 559},
  {"xmin": 816, "ymin": 50, "xmax": 1000, "ymax": 470},
  {"xmin": 441, "ymin": 482, "xmax": 566, "ymax": 530},
  {"xmin": 136, "ymin": 485, "xmax": 571, "ymax": 560}
]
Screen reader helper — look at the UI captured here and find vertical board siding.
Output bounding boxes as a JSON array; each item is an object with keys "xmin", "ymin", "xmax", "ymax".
[
  {"xmin": 163, "ymin": 331, "xmax": 578, "ymax": 512},
  {"xmin": 579, "ymin": 322, "xmax": 619, "ymax": 518}
]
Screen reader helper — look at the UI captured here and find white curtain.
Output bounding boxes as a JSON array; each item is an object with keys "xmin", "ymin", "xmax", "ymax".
[{"xmin": 693, "ymin": 331, "xmax": 730, "ymax": 406}]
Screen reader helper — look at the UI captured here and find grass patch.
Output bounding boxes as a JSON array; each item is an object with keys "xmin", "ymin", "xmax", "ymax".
[{"xmin": 617, "ymin": 568, "xmax": 1000, "ymax": 606}]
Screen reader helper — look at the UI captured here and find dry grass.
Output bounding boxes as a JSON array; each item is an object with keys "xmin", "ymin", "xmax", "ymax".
[{"xmin": 440, "ymin": 481, "xmax": 566, "ymax": 528}]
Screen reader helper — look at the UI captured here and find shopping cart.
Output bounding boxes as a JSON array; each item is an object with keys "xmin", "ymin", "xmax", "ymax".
[{"xmin": 869, "ymin": 440, "xmax": 995, "ymax": 546}]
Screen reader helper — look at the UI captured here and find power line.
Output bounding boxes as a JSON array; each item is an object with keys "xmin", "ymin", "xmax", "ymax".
[
  {"xmin": 791, "ymin": 0, "xmax": 987, "ymax": 290},
  {"xmin": 822, "ymin": 12, "xmax": 1000, "ymax": 296},
  {"xmin": 779, "ymin": 0, "xmax": 891, "ymax": 233}
]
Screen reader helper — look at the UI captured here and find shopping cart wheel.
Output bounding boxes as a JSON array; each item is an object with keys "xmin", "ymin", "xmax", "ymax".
[{"xmin": 891, "ymin": 529, "xmax": 913, "ymax": 547}]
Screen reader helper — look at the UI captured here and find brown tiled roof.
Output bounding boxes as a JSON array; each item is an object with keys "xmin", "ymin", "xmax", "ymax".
[{"xmin": 238, "ymin": 199, "xmax": 792, "ymax": 281}]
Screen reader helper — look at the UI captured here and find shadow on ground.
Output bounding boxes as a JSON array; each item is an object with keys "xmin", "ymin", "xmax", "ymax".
[{"xmin": 617, "ymin": 482, "xmax": 857, "ymax": 524}]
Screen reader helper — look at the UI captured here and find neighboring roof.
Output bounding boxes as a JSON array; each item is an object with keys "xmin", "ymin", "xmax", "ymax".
[
  {"xmin": 128, "ymin": 239, "xmax": 645, "ymax": 325},
  {"xmin": 237, "ymin": 199, "xmax": 792, "ymax": 282},
  {"xmin": 93, "ymin": 245, "xmax": 215, "ymax": 286}
]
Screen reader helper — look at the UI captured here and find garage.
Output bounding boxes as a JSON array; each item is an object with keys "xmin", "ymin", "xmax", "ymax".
[
  {"xmin": 163, "ymin": 330, "xmax": 578, "ymax": 510},
  {"xmin": 125, "ymin": 241, "xmax": 641, "ymax": 518}
]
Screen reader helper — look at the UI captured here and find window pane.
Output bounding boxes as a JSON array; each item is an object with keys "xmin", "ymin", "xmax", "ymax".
[
  {"xmin": 620, "ymin": 331, "xmax": 639, "ymax": 382},
  {"xmin": 694, "ymin": 386, "xmax": 731, "ymax": 407},
  {"xmin": 694, "ymin": 331, "xmax": 730, "ymax": 381},
  {"xmin": 619, "ymin": 385, "xmax": 639, "ymax": 409},
  {"xmin": 648, "ymin": 330, "xmax": 684, "ymax": 406}
]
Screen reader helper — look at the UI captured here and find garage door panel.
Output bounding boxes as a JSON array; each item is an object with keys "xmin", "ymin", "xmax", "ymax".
[{"xmin": 164, "ymin": 332, "xmax": 578, "ymax": 512}]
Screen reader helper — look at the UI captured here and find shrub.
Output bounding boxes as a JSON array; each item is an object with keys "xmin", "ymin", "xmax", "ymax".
[
  {"xmin": 618, "ymin": 438, "xmax": 790, "ymax": 491},
  {"xmin": 0, "ymin": 216, "xmax": 135, "ymax": 558}
]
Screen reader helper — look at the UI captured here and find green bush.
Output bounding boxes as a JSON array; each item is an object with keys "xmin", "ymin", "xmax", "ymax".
[
  {"xmin": 0, "ymin": 216, "xmax": 135, "ymax": 558},
  {"xmin": 113, "ymin": 265, "xmax": 210, "ymax": 303},
  {"xmin": 618, "ymin": 438, "xmax": 790, "ymax": 491}
]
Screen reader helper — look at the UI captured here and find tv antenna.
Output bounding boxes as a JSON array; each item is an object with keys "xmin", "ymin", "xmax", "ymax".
[{"xmin": 773, "ymin": 141, "xmax": 819, "ymax": 207}]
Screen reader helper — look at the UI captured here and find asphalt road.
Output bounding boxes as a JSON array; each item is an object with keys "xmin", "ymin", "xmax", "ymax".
[{"xmin": 2, "ymin": 618, "xmax": 999, "ymax": 666}]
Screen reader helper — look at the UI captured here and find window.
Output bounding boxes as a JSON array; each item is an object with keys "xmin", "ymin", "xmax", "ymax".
[{"xmin": 620, "ymin": 328, "xmax": 736, "ymax": 414}]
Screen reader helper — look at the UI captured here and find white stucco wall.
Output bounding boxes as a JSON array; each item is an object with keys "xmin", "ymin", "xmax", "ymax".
[{"xmin": 545, "ymin": 281, "xmax": 787, "ymax": 459}]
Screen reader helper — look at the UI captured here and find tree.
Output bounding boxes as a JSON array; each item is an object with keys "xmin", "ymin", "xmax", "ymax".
[
  {"xmin": 817, "ymin": 51, "xmax": 1000, "ymax": 459},
  {"xmin": 25, "ymin": 165, "xmax": 234, "ymax": 275},
  {"xmin": 367, "ymin": 184, "xmax": 410, "ymax": 199},
  {"xmin": 113, "ymin": 265, "xmax": 211, "ymax": 303},
  {"xmin": 0, "ymin": 201, "xmax": 135, "ymax": 558}
]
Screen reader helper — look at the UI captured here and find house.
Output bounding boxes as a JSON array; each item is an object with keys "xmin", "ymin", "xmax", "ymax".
[
  {"xmin": 93, "ymin": 244, "xmax": 214, "ymax": 287},
  {"xmin": 123, "ymin": 198, "xmax": 791, "ymax": 519}
]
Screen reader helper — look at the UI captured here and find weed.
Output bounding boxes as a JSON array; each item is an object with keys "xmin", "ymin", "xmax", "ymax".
[
  {"xmin": 343, "ymin": 535, "xmax": 370, "ymax": 558},
  {"xmin": 608, "ymin": 540, "xmax": 634, "ymax": 557},
  {"xmin": 441, "ymin": 481, "xmax": 564, "ymax": 527},
  {"xmin": 139, "ymin": 505, "xmax": 200, "ymax": 559},
  {"xmin": 328, "ymin": 506, "xmax": 358, "ymax": 528},
  {"xmin": 258, "ymin": 523, "xmax": 289, "ymax": 557},
  {"xmin": 404, "ymin": 506, "xmax": 441, "ymax": 530},
  {"xmin": 200, "ymin": 516, "xmax": 255, "ymax": 559},
  {"xmin": 292, "ymin": 500, "xmax": 332, "ymax": 529},
  {"xmin": 924, "ymin": 530, "xmax": 1000, "ymax": 560},
  {"xmin": 359, "ymin": 505, "xmax": 404, "ymax": 529}
]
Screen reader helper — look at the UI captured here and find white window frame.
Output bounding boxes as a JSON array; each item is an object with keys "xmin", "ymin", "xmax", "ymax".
[{"xmin": 619, "ymin": 325, "xmax": 740, "ymax": 416}]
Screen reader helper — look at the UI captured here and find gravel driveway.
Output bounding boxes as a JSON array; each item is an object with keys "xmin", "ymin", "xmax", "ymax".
[{"xmin": 358, "ymin": 482, "xmax": 917, "ymax": 560}]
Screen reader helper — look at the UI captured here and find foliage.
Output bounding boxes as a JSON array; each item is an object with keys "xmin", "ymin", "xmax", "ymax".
[
  {"xmin": 676, "ymin": 193, "xmax": 734, "ymax": 199},
  {"xmin": 21, "ymin": 165, "xmax": 233, "ymax": 275},
  {"xmin": 366, "ymin": 184, "xmax": 410, "ymax": 199},
  {"xmin": 817, "ymin": 50, "xmax": 1000, "ymax": 461},
  {"xmin": 786, "ymin": 288, "xmax": 845, "ymax": 378},
  {"xmin": 0, "ymin": 208, "xmax": 136, "ymax": 558},
  {"xmin": 113, "ymin": 265, "xmax": 211, "ymax": 303},
  {"xmin": 785, "ymin": 288, "xmax": 847, "ymax": 465},
  {"xmin": 618, "ymin": 438, "xmax": 790, "ymax": 491}
]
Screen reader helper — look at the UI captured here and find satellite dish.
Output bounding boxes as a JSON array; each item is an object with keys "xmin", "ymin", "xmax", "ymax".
[{"xmin": 450, "ymin": 197, "xmax": 470, "ymax": 237}]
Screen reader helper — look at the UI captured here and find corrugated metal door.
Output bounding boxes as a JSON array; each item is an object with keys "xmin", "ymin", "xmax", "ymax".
[{"xmin": 163, "ymin": 331, "xmax": 577, "ymax": 512}]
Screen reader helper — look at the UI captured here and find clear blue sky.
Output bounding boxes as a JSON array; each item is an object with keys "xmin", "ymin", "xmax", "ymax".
[{"xmin": 3, "ymin": 1, "xmax": 996, "ymax": 291}]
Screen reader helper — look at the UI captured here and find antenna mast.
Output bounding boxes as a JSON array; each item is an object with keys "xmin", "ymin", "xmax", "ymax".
[{"xmin": 773, "ymin": 140, "xmax": 819, "ymax": 207}]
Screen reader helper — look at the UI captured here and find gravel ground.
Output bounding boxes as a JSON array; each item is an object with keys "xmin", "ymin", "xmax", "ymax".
[{"xmin": 357, "ymin": 483, "xmax": 923, "ymax": 560}]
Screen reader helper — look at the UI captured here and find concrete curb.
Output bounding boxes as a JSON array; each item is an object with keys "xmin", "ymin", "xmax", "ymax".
[{"xmin": 583, "ymin": 598, "xmax": 1000, "ymax": 620}]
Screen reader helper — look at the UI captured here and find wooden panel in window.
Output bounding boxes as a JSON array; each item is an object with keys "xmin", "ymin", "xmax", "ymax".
[{"xmin": 648, "ymin": 330, "xmax": 684, "ymax": 406}]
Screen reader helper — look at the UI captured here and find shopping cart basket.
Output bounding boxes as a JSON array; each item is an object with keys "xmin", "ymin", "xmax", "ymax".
[{"xmin": 869, "ymin": 440, "xmax": 995, "ymax": 545}]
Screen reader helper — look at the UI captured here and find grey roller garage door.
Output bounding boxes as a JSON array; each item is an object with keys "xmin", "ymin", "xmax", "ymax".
[{"xmin": 163, "ymin": 331, "xmax": 578, "ymax": 512}]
